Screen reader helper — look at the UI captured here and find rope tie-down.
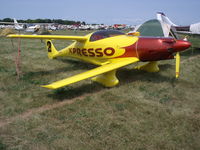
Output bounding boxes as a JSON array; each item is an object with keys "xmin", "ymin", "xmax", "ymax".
[{"xmin": 11, "ymin": 37, "xmax": 22, "ymax": 80}]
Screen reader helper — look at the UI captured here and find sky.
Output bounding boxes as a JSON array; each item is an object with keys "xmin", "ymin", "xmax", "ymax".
[{"xmin": 1, "ymin": 0, "xmax": 199, "ymax": 25}]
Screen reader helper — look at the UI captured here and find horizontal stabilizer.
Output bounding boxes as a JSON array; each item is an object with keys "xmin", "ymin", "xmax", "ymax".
[
  {"xmin": 176, "ymin": 31, "xmax": 200, "ymax": 37},
  {"xmin": 7, "ymin": 34, "xmax": 87, "ymax": 41},
  {"xmin": 42, "ymin": 57, "xmax": 139, "ymax": 89}
]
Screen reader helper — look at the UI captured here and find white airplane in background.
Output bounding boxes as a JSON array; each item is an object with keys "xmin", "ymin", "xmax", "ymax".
[
  {"xmin": 14, "ymin": 18, "xmax": 24, "ymax": 30},
  {"xmin": 14, "ymin": 18, "xmax": 40, "ymax": 32},
  {"xmin": 157, "ymin": 12, "xmax": 200, "ymax": 37}
]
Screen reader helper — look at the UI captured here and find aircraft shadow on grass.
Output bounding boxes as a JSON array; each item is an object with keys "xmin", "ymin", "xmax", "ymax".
[{"xmin": 22, "ymin": 59, "xmax": 95, "ymax": 80}]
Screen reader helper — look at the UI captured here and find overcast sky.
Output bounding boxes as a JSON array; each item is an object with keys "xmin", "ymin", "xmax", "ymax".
[{"xmin": 1, "ymin": 0, "xmax": 199, "ymax": 25}]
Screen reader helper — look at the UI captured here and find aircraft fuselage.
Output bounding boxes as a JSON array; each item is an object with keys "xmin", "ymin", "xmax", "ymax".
[{"xmin": 57, "ymin": 34, "xmax": 190, "ymax": 65}]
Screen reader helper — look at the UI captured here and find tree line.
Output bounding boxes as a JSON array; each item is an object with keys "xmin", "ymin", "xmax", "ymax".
[{"xmin": 0, "ymin": 18, "xmax": 86, "ymax": 25}]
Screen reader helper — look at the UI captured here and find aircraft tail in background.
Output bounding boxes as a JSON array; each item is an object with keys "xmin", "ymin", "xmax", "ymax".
[
  {"xmin": 13, "ymin": 18, "xmax": 24, "ymax": 30},
  {"xmin": 157, "ymin": 12, "xmax": 177, "ymax": 26},
  {"xmin": 14, "ymin": 18, "xmax": 18, "ymax": 25},
  {"xmin": 157, "ymin": 12, "xmax": 200, "ymax": 36}
]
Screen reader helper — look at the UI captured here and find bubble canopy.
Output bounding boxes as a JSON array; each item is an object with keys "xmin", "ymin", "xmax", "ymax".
[{"xmin": 90, "ymin": 30, "xmax": 124, "ymax": 42}]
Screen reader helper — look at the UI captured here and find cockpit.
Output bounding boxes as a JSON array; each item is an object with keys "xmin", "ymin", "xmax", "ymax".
[{"xmin": 90, "ymin": 30, "xmax": 125, "ymax": 42}]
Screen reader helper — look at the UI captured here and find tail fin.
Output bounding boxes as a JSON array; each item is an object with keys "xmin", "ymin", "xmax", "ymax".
[
  {"xmin": 14, "ymin": 18, "xmax": 18, "ymax": 25},
  {"xmin": 13, "ymin": 18, "xmax": 24, "ymax": 30},
  {"xmin": 46, "ymin": 40, "xmax": 59, "ymax": 59},
  {"xmin": 156, "ymin": 12, "xmax": 177, "ymax": 26}
]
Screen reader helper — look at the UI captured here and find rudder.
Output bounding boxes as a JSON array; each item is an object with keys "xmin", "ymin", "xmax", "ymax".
[{"xmin": 157, "ymin": 12, "xmax": 177, "ymax": 26}]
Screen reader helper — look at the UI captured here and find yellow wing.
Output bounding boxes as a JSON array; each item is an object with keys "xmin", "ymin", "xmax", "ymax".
[
  {"xmin": 7, "ymin": 34, "xmax": 87, "ymax": 41},
  {"xmin": 42, "ymin": 57, "xmax": 139, "ymax": 89}
]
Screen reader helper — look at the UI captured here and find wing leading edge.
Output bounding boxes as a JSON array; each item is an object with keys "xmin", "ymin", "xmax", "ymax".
[
  {"xmin": 7, "ymin": 34, "xmax": 87, "ymax": 41},
  {"xmin": 42, "ymin": 57, "xmax": 139, "ymax": 89}
]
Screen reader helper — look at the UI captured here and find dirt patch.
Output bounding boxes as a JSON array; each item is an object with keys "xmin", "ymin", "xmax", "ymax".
[{"xmin": 0, "ymin": 91, "xmax": 102, "ymax": 128}]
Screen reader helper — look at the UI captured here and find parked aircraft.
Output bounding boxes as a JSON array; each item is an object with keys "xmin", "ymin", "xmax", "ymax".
[
  {"xmin": 13, "ymin": 18, "xmax": 24, "ymax": 30},
  {"xmin": 13, "ymin": 18, "xmax": 40, "ymax": 32},
  {"xmin": 157, "ymin": 12, "xmax": 200, "ymax": 37},
  {"xmin": 7, "ymin": 26, "xmax": 191, "ymax": 89}
]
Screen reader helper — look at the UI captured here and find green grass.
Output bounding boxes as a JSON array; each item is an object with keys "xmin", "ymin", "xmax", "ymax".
[{"xmin": 0, "ymin": 29, "xmax": 200, "ymax": 150}]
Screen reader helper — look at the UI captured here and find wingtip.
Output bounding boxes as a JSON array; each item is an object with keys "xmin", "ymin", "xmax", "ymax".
[
  {"xmin": 6, "ymin": 34, "xmax": 13, "ymax": 38},
  {"xmin": 6, "ymin": 34, "xmax": 20, "ymax": 38},
  {"xmin": 41, "ymin": 85, "xmax": 56, "ymax": 89}
]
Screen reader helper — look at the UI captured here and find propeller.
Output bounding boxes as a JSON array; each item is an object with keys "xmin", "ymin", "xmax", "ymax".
[
  {"xmin": 162, "ymin": 20, "xmax": 191, "ymax": 79},
  {"xmin": 168, "ymin": 28, "xmax": 181, "ymax": 78},
  {"xmin": 175, "ymin": 52, "xmax": 180, "ymax": 78}
]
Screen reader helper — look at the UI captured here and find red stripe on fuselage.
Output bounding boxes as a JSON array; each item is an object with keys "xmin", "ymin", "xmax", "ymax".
[
  {"xmin": 114, "ymin": 37, "xmax": 190, "ymax": 61},
  {"xmin": 115, "ymin": 42, "xmax": 138, "ymax": 58}
]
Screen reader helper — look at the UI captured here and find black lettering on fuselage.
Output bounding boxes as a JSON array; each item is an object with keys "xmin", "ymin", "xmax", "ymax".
[
  {"xmin": 95, "ymin": 48, "xmax": 103, "ymax": 57},
  {"xmin": 47, "ymin": 41, "xmax": 52, "ymax": 52},
  {"xmin": 69, "ymin": 47, "xmax": 115, "ymax": 57}
]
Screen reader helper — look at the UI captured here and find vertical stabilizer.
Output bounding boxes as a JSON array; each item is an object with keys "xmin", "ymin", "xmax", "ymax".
[
  {"xmin": 46, "ymin": 40, "xmax": 59, "ymax": 59},
  {"xmin": 13, "ymin": 18, "xmax": 23, "ymax": 30},
  {"xmin": 14, "ymin": 18, "xmax": 18, "ymax": 25},
  {"xmin": 157, "ymin": 12, "xmax": 177, "ymax": 26}
]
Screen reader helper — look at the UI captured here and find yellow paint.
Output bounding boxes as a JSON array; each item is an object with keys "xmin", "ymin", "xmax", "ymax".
[{"xmin": 175, "ymin": 52, "xmax": 180, "ymax": 78}]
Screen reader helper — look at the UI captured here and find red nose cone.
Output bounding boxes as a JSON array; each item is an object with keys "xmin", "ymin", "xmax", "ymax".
[{"xmin": 174, "ymin": 40, "xmax": 191, "ymax": 52}]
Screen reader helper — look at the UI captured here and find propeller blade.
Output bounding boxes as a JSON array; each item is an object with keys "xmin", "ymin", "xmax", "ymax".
[{"xmin": 175, "ymin": 52, "xmax": 180, "ymax": 78}]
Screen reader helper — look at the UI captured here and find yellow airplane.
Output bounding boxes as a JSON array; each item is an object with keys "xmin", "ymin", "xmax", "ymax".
[{"xmin": 7, "ymin": 30, "xmax": 191, "ymax": 89}]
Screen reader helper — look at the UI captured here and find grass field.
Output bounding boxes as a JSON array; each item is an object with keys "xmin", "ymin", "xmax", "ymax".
[{"xmin": 0, "ymin": 29, "xmax": 200, "ymax": 150}]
